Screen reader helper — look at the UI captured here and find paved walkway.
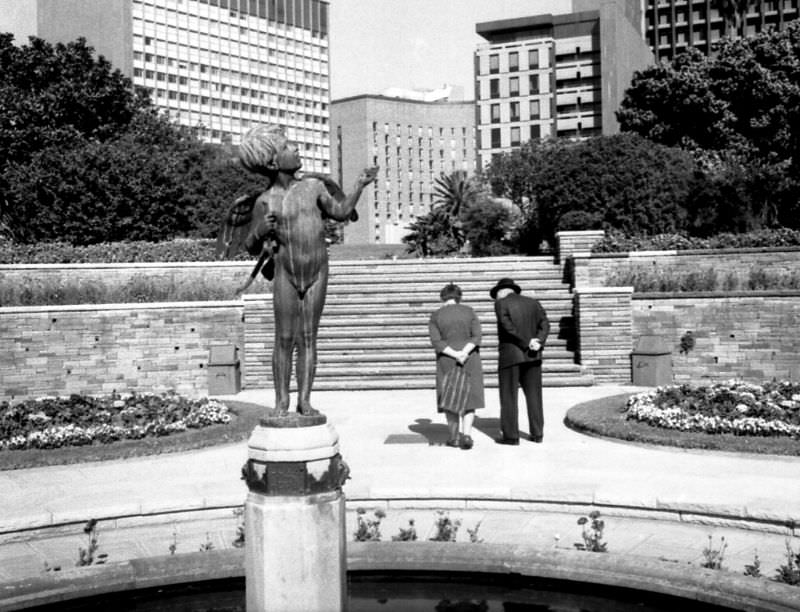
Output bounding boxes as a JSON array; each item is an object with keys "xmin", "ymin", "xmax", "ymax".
[{"xmin": 1, "ymin": 386, "xmax": 800, "ymax": 586}]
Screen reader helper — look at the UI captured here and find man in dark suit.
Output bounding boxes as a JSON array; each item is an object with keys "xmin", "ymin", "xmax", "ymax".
[{"xmin": 490, "ymin": 278, "xmax": 550, "ymax": 445}]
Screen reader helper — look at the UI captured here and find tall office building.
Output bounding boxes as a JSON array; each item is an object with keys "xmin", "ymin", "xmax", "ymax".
[
  {"xmin": 330, "ymin": 88, "xmax": 476, "ymax": 244},
  {"xmin": 644, "ymin": 0, "xmax": 800, "ymax": 62},
  {"xmin": 4, "ymin": 0, "xmax": 331, "ymax": 171},
  {"xmin": 474, "ymin": 3, "xmax": 653, "ymax": 168}
]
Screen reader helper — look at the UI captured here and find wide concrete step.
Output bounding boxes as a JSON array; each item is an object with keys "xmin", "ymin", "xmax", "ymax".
[
  {"xmin": 314, "ymin": 334, "xmax": 574, "ymax": 347},
  {"xmin": 308, "ymin": 374, "xmax": 596, "ymax": 390},
  {"xmin": 329, "ymin": 256, "xmax": 560, "ymax": 275},
  {"xmin": 317, "ymin": 342, "xmax": 574, "ymax": 363},
  {"xmin": 327, "ymin": 280, "xmax": 568, "ymax": 294},
  {"xmin": 314, "ymin": 329, "xmax": 574, "ymax": 345},
  {"xmin": 312, "ymin": 314, "xmax": 573, "ymax": 328},
  {"xmin": 314, "ymin": 362, "xmax": 584, "ymax": 377},
  {"xmin": 327, "ymin": 270, "xmax": 565, "ymax": 286},
  {"xmin": 325, "ymin": 290, "xmax": 572, "ymax": 308}
]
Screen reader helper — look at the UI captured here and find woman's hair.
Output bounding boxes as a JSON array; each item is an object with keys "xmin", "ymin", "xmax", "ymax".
[
  {"xmin": 440, "ymin": 283, "xmax": 462, "ymax": 303},
  {"xmin": 239, "ymin": 124, "xmax": 285, "ymax": 174}
]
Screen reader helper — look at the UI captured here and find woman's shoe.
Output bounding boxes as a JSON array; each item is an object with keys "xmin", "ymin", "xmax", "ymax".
[
  {"xmin": 459, "ymin": 435, "xmax": 473, "ymax": 450},
  {"xmin": 445, "ymin": 436, "xmax": 461, "ymax": 448}
]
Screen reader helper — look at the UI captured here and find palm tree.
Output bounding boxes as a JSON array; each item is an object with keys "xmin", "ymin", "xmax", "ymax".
[
  {"xmin": 432, "ymin": 170, "xmax": 480, "ymax": 220},
  {"xmin": 432, "ymin": 170, "xmax": 482, "ymax": 248}
]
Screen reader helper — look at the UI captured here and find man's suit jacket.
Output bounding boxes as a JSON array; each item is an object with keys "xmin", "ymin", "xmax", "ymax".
[{"xmin": 494, "ymin": 292, "xmax": 550, "ymax": 369}]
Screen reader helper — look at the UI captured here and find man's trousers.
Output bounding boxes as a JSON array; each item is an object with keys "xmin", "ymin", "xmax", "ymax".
[{"xmin": 498, "ymin": 361, "xmax": 543, "ymax": 440}]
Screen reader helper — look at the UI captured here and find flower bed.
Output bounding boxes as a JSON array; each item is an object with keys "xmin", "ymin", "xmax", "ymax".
[
  {"xmin": 0, "ymin": 392, "xmax": 231, "ymax": 451},
  {"xmin": 625, "ymin": 381, "xmax": 800, "ymax": 438}
]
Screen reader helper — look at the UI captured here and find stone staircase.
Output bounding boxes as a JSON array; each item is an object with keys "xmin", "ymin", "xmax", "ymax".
[{"xmin": 243, "ymin": 256, "xmax": 594, "ymax": 390}]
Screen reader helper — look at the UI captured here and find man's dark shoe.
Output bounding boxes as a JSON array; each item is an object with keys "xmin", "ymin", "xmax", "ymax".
[
  {"xmin": 530, "ymin": 435, "xmax": 543, "ymax": 443},
  {"xmin": 495, "ymin": 437, "xmax": 519, "ymax": 446}
]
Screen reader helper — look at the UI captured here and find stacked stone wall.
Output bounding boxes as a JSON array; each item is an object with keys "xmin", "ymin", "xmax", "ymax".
[
  {"xmin": 1, "ymin": 302, "xmax": 244, "ymax": 401},
  {"xmin": 632, "ymin": 292, "xmax": 800, "ymax": 384},
  {"xmin": 573, "ymin": 287, "xmax": 633, "ymax": 383}
]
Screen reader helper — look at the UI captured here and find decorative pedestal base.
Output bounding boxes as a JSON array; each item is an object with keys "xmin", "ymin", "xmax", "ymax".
[{"xmin": 243, "ymin": 416, "xmax": 348, "ymax": 612}]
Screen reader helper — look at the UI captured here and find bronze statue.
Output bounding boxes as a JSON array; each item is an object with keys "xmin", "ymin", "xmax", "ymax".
[{"xmin": 218, "ymin": 125, "xmax": 377, "ymax": 416}]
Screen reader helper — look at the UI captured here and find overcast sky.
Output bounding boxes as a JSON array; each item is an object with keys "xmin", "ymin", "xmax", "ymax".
[{"xmin": 328, "ymin": 0, "xmax": 572, "ymax": 100}]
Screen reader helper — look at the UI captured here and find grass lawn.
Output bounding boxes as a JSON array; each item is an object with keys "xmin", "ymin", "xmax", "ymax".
[
  {"xmin": 0, "ymin": 400, "xmax": 264, "ymax": 471},
  {"xmin": 564, "ymin": 394, "xmax": 800, "ymax": 456}
]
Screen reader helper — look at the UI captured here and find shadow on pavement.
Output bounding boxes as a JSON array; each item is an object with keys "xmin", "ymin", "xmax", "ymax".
[
  {"xmin": 473, "ymin": 416, "xmax": 501, "ymax": 441},
  {"xmin": 402, "ymin": 418, "xmax": 450, "ymax": 446}
]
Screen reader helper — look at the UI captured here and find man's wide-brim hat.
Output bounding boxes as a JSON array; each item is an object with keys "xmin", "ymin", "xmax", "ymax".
[{"xmin": 490, "ymin": 277, "xmax": 521, "ymax": 299}]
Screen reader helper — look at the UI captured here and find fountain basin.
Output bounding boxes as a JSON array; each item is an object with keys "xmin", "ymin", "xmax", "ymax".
[{"xmin": 1, "ymin": 543, "xmax": 797, "ymax": 612}]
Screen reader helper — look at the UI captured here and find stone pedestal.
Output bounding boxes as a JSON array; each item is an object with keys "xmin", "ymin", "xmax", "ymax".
[{"xmin": 242, "ymin": 413, "xmax": 349, "ymax": 612}]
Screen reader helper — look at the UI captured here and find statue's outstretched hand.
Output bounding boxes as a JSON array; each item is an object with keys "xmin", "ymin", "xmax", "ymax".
[{"xmin": 358, "ymin": 166, "xmax": 379, "ymax": 187}]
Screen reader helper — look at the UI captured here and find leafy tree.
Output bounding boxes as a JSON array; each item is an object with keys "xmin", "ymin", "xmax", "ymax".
[
  {"xmin": 0, "ymin": 34, "xmax": 146, "ymax": 166},
  {"xmin": 0, "ymin": 34, "xmax": 265, "ymax": 245},
  {"xmin": 484, "ymin": 134, "xmax": 697, "ymax": 251},
  {"xmin": 3, "ymin": 113, "xmax": 199, "ymax": 243},
  {"xmin": 402, "ymin": 208, "xmax": 460, "ymax": 257},
  {"xmin": 617, "ymin": 22, "xmax": 800, "ymax": 230},
  {"xmin": 461, "ymin": 196, "xmax": 513, "ymax": 256},
  {"xmin": 616, "ymin": 49, "xmax": 732, "ymax": 152}
]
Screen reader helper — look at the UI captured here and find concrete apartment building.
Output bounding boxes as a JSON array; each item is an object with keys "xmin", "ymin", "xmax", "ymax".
[
  {"xmin": 644, "ymin": 0, "xmax": 800, "ymax": 62},
  {"xmin": 3, "ymin": 0, "xmax": 332, "ymax": 172},
  {"xmin": 330, "ymin": 88, "xmax": 476, "ymax": 244},
  {"xmin": 474, "ymin": 0, "xmax": 653, "ymax": 168}
]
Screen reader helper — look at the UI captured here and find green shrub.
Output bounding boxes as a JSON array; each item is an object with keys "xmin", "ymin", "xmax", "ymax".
[
  {"xmin": 0, "ymin": 273, "xmax": 238, "ymax": 306},
  {"xmin": 607, "ymin": 264, "xmax": 800, "ymax": 293},
  {"xmin": 593, "ymin": 228, "xmax": 800, "ymax": 253},
  {"xmin": 0, "ymin": 239, "xmax": 243, "ymax": 264}
]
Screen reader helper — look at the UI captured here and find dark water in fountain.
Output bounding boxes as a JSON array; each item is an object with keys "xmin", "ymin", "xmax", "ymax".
[{"xmin": 25, "ymin": 573, "xmax": 740, "ymax": 611}]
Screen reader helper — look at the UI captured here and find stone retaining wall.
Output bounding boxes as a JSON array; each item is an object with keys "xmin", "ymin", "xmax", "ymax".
[
  {"xmin": 573, "ymin": 287, "xmax": 633, "ymax": 384},
  {"xmin": 632, "ymin": 291, "xmax": 800, "ymax": 384},
  {"xmin": 3, "ymin": 258, "xmax": 800, "ymax": 399},
  {"xmin": 1, "ymin": 302, "xmax": 243, "ymax": 401}
]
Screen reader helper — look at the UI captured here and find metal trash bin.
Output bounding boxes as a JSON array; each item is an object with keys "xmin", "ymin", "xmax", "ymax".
[
  {"xmin": 208, "ymin": 344, "xmax": 241, "ymax": 395},
  {"xmin": 631, "ymin": 336, "xmax": 672, "ymax": 386}
]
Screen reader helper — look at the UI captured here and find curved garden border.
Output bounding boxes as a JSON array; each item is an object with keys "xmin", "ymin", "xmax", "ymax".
[
  {"xmin": 564, "ymin": 395, "xmax": 800, "ymax": 457},
  {"xmin": 2, "ymin": 543, "xmax": 797, "ymax": 612}
]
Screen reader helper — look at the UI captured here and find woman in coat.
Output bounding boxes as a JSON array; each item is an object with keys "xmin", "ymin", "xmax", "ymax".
[{"xmin": 428, "ymin": 283, "xmax": 485, "ymax": 449}]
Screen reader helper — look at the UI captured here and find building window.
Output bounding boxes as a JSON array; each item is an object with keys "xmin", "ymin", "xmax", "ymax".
[
  {"xmin": 530, "ymin": 124, "xmax": 541, "ymax": 141},
  {"xmin": 510, "ymin": 126, "xmax": 521, "ymax": 146},
  {"xmin": 529, "ymin": 100, "xmax": 540, "ymax": 119},
  {"xmin": 529, "ymin": 74, "xmax": 539, "ymax": 94},
  {"xmin": 489, "ymin": 79, "xmax": 500, "ymax": 99},
  {"xmin": 490, "ymin": 103, "xmax": 500, "ymax": 123},
  {"xmin": 510, "ymin": 101, "xmax": 520, "ymax": 122},
  {"xmin": 491, "ymin": 128, "xmax": 501, "ymax": 148},
  {"xmin": 528, "ymin": 48, "xmax": 539, "ymax": 69},
  {"xmin": 509, "ymin": 76, "xmax": 519, "ymax": 96},
  {"xmin": 509, "ymin": 51, "xmax": 519, "ymax": 72},
  {"xmin": 489, "ymin": 54, "xmax": 499, "ymax": 74}
]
